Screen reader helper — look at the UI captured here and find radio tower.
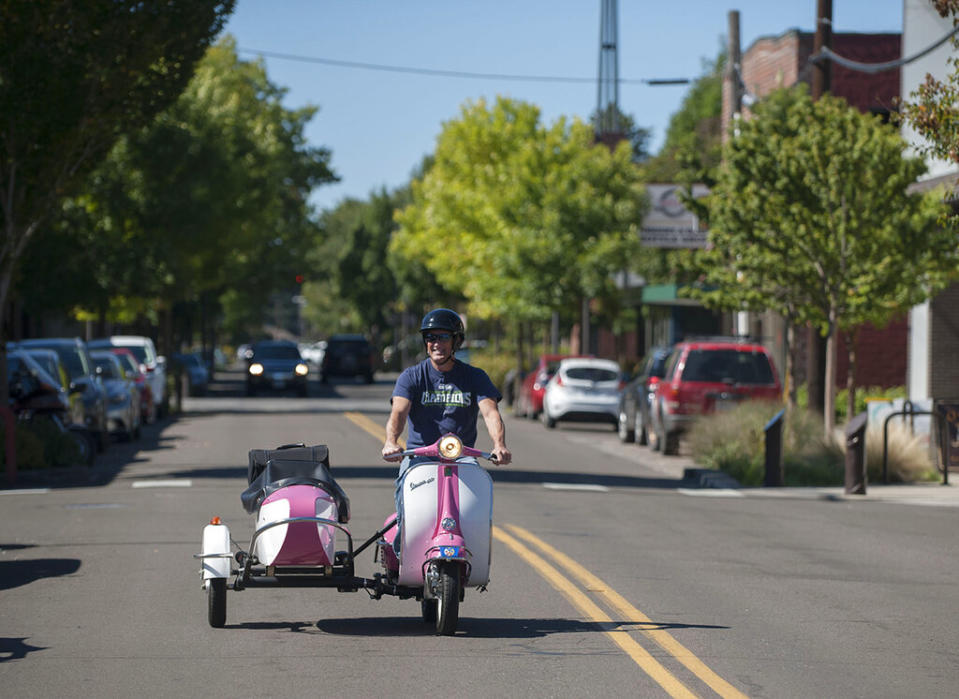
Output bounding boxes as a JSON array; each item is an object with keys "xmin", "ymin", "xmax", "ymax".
[{"xmin": 596, "ymin": 0, "xmax": 622, "ymax": 148}]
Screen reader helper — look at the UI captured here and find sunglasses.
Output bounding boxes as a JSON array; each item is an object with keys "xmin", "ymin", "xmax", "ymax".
[{"xmin": 424, "ymin": 333, "xmax": 453, "ymax": 343}]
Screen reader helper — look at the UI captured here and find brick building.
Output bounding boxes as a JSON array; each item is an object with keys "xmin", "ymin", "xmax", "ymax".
[{"xmin": 723, "ymin": 29, "xmax": 905, "ymax": 389}]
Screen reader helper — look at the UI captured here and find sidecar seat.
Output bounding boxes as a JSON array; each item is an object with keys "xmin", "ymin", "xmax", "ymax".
[{"xmin": 241, "ymin": 443, "xmax": 350, "ymax": 522}]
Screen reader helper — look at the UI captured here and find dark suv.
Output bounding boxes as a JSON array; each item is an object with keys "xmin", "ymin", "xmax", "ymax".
[
  {"xmin": 320, "ymin": 334, "xmax": 374, "ymax": 384},
  {"xmin": 649, "ymin": 338, "xmax": 781, "ymax": 455}
]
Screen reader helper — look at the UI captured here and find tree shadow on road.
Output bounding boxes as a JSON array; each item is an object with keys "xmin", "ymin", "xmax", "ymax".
[
  {"xmin": 0, "ymin": 637, "xmax": 47, "ymax": 662},
  {"xmin": 0, "ymin": 558, "xmax": 81, "ymax": 591}
]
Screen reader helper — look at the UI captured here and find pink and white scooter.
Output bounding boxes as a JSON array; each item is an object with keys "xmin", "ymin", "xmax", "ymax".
[
  {"xmin": 195, "ymin": 436, "xmax": 495, "ymax": 636},
  {"xmin": 379, "ymin": 433, "xmax": 497, "ymax": 634}
]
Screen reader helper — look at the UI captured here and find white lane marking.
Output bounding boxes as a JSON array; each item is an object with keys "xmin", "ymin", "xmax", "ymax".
[
  {"xmin": 132, "ymin": 479, "xmax": 193, "ymax": 489},
  {"xmin": 542, "ymin": 482, "xmax": 610, "ymax": 492},
  {"xmin": 0, "ymin": 488, "xmax": 51, "ymax": 495},
  {"xmin": 678, "ymin": 488, "xmax": 744, "ymax": 497}
]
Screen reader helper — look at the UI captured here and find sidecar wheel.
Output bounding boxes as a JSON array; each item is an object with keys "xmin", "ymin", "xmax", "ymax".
[
  {"xmin": 435, "ymin": 562, "xmax": 460, "ymax": 636},
  {"xmin": 208, "ymin": 578, "xmax": 227, "ymax": 628},
  {"xmin": 421, "ymin": 597, "xmax": 437, "ymax": 623}
]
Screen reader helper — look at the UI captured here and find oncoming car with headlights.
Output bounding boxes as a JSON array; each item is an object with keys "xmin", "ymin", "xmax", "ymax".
[{"xmin": 246, "ymin": 341, "xmax": 310, "ymax": 397}]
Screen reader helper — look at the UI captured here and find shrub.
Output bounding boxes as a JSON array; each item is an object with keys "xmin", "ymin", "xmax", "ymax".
[
  {"xmin": 27, "ymin": 418, "xmax": 82, "ymax": 467},
  {"xmin": 688, "ymin": 401, "xmax": 843, "ymax": 486},
  {"xmin": 863, "ymin": 422, "xmax": 938, "ymax": 483},
  {"xmin": 468, "ymin": 348, "xmax": 518, "ymax": 393},
  {"xmin": 0, "ymin": 422, "xmax": 50, "ymax": 470},
  {"xmin": 690, "ymin": 398, "xmax": 938, "ymax": 486}
]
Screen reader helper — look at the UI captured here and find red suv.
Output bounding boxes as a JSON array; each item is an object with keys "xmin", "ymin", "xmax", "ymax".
[{"xmin": 649, "ymin": 338, "xmax": 781, "ymax": 455}]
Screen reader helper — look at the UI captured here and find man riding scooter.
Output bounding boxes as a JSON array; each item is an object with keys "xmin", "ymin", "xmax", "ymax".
[{"xmin": 382, "ymin": 308, "xmax": 512, "ymax": 551}]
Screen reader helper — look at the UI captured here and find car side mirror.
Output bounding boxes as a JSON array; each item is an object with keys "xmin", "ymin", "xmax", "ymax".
[{"xmin": 156, "ymin": 355, "xmax": 166, "ymax": 368}]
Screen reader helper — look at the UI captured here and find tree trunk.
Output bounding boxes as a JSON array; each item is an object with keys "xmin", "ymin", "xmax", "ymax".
[
  {"xmin": 514, "ymin": 320, "xmax": 525, "ymax": 406},
  {"xmin": 823, "ymin": 323, "xmax": 837, "ymax": 441},
  {"xmin": 785, "ymin": 323, "xmax": 797, "ymax": 410}
]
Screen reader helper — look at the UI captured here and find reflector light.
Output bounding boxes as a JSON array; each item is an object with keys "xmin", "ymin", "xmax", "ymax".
[{"xmin": 210, "ymin": 516, "xmax": 221, "ymax": 525}]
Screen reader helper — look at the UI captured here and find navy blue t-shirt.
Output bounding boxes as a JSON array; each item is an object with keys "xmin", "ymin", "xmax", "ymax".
[{"xmin": 392, "ymin": 358, "xmax": 501, "ymax": 448}]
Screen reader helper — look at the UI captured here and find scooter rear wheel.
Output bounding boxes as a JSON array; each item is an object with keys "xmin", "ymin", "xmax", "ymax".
[
  {"xmin": 208, "ymin": 578, "xmax": 227, "ymax": 628},
  {"xmin": 435, "ymin": 562, "xmax": 460, "ymax": 636}
]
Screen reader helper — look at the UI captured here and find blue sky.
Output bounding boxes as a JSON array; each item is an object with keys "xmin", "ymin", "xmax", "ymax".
[{"xmin": 223, "ymin": 1, "xmax": 904, "ymax": 213}]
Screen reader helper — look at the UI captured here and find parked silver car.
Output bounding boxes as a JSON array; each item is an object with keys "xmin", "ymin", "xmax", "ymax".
[
  {"xmin": 88, "ymin": 335, "xmax": 166, "ymax": 418},
  {"xmin": 541, "ymin": 358, "xmax": 623, "ymax": 430},
  {"xmin": 90, "ymin": 351, "xmax": 141, "ymax": 441}
]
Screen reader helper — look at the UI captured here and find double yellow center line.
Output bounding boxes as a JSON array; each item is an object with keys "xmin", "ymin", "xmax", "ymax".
[{"xmin": 343, "ymin": 411, "xmax": 746, "ymax": 698}]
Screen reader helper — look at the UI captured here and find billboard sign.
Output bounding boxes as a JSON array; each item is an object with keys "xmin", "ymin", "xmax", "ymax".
[{"xmin": 640, "ymin": 184, "xmax": 709, "ymax": 249}]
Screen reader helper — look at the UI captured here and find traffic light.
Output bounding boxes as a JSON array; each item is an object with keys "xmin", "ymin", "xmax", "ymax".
[{"xmin": 294, "ymin": 274, "xmax": 305, "ymax": 284}]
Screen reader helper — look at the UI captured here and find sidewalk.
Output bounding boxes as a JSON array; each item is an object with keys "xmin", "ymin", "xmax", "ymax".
[{"xmin": 625, "ymin": 437, "xmax": 959, "ymax": 507}]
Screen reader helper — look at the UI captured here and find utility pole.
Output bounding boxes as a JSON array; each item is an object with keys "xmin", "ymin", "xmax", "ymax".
[
  {"xmin": 596, "ymin": 0, "xmax": 620, "ymax": 143},
  {"xmin": 806, "ymin": 0, "xmax": 832, "ymax": 416}
]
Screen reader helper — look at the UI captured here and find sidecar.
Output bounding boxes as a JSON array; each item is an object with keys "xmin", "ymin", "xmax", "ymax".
[{"xmin": 196, "ymin": 443, "xmax": 358, "ymax": 627}]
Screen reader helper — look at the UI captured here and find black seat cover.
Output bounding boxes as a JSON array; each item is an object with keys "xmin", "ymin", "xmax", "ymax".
[{"xmin": 241, "ymin": 444, "xmax": 350, "ymax": 522}]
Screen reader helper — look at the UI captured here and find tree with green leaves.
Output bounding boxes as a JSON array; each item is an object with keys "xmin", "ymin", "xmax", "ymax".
[
  {"xmin": 17, "ymin": 37, "xmax": 336, "ymax": 350},
  {"xmin": 643, "ymin": 51, "xmax": 725, "ymax": 186},
  {"xmin": 0, "ymin": 0, "xmax": 234, "ymax": 385},
  {"xmin": 691, "ymin": 85, "xmax": 956, "ymax": 436},
  {"xmin": 899, "ymin": 0, "xmax": 959, "ymax": 164},
  {"xmin": 392, "ymin": 96, "xmax": 646, "ymax": 374}
]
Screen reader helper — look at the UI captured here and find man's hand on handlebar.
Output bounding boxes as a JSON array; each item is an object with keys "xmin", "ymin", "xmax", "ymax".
[
  {"xmin": 491, "ymin": 445, "xmax": 511, "ymax": 466},
  {"xmin": 382, "ymin": 441, "xmax": 404, "ymax": 462}
]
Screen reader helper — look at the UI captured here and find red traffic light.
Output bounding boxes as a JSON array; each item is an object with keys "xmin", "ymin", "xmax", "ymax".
[{"xmin": 295, "ymin": 274, "xmax": 305, "ymax": 284}]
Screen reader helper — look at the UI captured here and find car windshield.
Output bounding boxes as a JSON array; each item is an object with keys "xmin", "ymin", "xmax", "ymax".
[
  {"xmin": 565, "ymin": 367, "xmax": 619, "ymax": 382},
  {"xmin": 92, "ymin": 356, "xmax": 120, "ymax": 379},
  {"xmin": 27, "ymin": 354, "xmax": 61, "ymax": 383},
  {"xmin": 114, "ymin": 345, "xmax": 148, "ymax": 363},
  {"xmin": 254, "ymin": 345, "xmax": 301, "ymax": 360},
  {"xmin": 27, "ymin": 343, "xmax": 88, "ymax": 380},
  {"xmin": 117, "ymin": 354, "xmax": 141, "ymax": 376},
  {"xmin": 681, "ymin": 349, "xmax": 774, "ymax": 384}
]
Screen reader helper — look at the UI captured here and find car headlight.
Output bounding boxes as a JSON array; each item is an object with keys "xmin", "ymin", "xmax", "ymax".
[
  {"xmin": 295, "ymin": 363, "xmax": 309, "ymax": 376},
  {"xmin": 249, "ymin": 363, "xmax": 264, "ymax": 376}
]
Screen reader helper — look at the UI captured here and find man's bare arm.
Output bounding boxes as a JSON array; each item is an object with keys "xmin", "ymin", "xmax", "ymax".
[
  {"xmin": 382, "ymin": 396, "xmax": 412, "ymax": 461},
  {"xmin": 478, "ymin": 397, "xmax": 512, "ymax": 465}
]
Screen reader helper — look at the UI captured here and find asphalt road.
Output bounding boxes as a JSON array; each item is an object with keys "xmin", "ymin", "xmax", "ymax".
[{"xmin": 2, "ymin": 368, "xmax": 959, "ymax": 698}]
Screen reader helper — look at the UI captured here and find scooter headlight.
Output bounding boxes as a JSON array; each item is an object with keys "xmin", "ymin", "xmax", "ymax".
[
  {"xmin": 248, "ymin": 363, "xmax": 264, "ymax": 376},
  {"xmin": 294, "ymin": 363, "xmax": 309, "ymax": 376},
  {"xmin": 438, "ymin": 434, "xmax": 462, "ymax": 459}
]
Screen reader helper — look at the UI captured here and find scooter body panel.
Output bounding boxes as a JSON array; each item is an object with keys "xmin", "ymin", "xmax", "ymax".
[
  {"xmin": 397, "ymin": 460, "xmax": 492, "ymax": 587},
  {"xmin": 254, "ymin": 484, "xmax": 337, "ymax": 566}
]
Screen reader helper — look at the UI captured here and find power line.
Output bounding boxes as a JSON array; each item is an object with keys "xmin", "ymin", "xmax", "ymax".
[
  {"xmin": 237, "ymin": 47, "xmax": 690, "ymax": 86},
  {"xmin": 810, "ymin": 24, "xmax": 959, "ymax": 74}
]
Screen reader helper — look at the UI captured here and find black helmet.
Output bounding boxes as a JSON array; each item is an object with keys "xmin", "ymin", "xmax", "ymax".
[{"xmin": 420, "ymin": 308, "xmax": 465, "ymax": 350}]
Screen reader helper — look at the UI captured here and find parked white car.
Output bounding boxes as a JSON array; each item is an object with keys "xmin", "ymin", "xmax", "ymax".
[
  {"xmin": 541, "ymin": 357, "xmax": 623, "ymax": 430},
  {"xmin": 298, "ymin": 341, "xmax": 327, "ymax": 366},
  {"xmin": 88, "ymin": 335, "xmax": 167, "ymax": 417}
]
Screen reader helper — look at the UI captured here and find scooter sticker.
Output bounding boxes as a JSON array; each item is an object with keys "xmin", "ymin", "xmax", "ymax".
[{"xmin": 440, "ymin": 546, "xmax": 461, "ymax": 558}]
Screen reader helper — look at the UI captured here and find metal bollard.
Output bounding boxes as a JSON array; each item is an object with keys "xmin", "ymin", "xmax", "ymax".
[
  {"xmin": 845, "ymin": 411, "xmax": 868, "ymax": 495},
  {"xmin": 764, "ymin": 408, "xmax": 785, "ymax": 487}
]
